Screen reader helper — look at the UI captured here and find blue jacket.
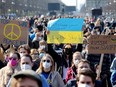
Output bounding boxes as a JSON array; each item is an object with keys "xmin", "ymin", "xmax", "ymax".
[
  {"xmin": 39, "ymin": 74, "xmax": 49, "ymax": 87},
  {"xmin": 110, "ymin": 71, "xmax": 116, "ymax": 86}
]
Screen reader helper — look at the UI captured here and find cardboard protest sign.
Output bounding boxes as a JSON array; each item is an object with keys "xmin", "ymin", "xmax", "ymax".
[
  {"xmin": 88, "ymin": 35, "xmax": 116, "ymax": 54},
  {"xmin": 0, "ymin": 19, "xmax": 28, "ymax": 47},
  {"xmin": 47, "ymin": 18, "xmax": 84, "ymax": 44}
]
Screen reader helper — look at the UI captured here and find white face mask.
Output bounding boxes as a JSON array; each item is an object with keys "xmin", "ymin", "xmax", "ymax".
[
  {"xmin": 21, "ymin": 64, "xmax": 32, "ymax": 71},
  {"xmin": 40, "ymin": 45, "xmax": 46, "ymax": 49},
  {"xmin": 43, "ymin": 62, "xmax": 52, "ymax": 69},
  {"xmin": 78, "ymin": 84, "xmax": 91, "ymax": 87},
  {"xmin": 20, "ymin": 53, "xmax": 26, "ymax": 58},
  {"xmin": 97, "ymin": 32, "xmax": 100, "ymax": 35},
  {"xmin": 74, "ymin": 60, "xmax": 79, "ymax": 66}
]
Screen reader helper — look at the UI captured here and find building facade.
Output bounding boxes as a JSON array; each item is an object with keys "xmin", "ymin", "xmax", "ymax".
[
  {"xmin": 84, "ymin": 0, "xmax": 116, "ymax": 17},
  {"xmin": 0, "ymin": 0, "xmax": 62, "ymax": 16}
]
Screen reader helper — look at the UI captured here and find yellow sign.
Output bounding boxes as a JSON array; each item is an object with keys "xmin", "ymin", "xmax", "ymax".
[
  {"xmin": 47, "ymin": 18, "xmax": 84, "ymax": 44},
  {"xmin": 47, "ymin": 31, "xmax": 83, "ymax": 44},
  {"xmin": 4, "ymin": 24, "xmax": 21, "ymax": 40}
]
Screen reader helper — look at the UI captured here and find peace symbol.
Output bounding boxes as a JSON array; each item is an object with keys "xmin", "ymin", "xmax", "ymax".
[{"xmin": 3, "ymin": 24, "xmax": 21, "ymax": 40}]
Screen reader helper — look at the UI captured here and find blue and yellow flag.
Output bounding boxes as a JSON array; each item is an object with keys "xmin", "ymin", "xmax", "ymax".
[{"xmin": 47, "ymin": 18, "xmax": 84, "ymax": 44}]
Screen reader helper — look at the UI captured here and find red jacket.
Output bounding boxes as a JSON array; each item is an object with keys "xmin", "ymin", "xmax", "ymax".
[{"xmin": 65, "ymin": 66, "xmax": 77, "ymax": 83}]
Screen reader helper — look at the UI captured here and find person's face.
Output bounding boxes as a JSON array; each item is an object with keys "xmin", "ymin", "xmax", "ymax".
[
  {"xmin": 64, "ymin": 45, "xmax": 72, "ymax": 55},
  {"xmin": 31, "ymin": 51, "xmax": 39, "ymax": 60},
  {"xmin": 77, "ymin": 62, "xmax": 90, "ymax": 73},
  {"xmin": 42, "ymin": 56, "xmax": 52, "ymax": 70},
  {"xmin": 19, "ymin": 48, "xmax": 28, "ymax": 57},
  {"xmin": 77, "ymin": 75, "xmax": 95, "ymax": 87},
  {"xmin": 21, "ymin": 56, "xmax": 33, "ymax": 67},
  {"xmin": 73, "ymin": 53, "xmax": 82, "ymax": 67},
  {"xmin": 73, "ymin": 53, "xmax": 82, "ymax": 61},
  {"xmin": 8, "ymin": 53, "xmax": 20, "ymax": 67},
  {"xmin": 16, "ymin": 78, "xmax": 39, "ymax": 87}
]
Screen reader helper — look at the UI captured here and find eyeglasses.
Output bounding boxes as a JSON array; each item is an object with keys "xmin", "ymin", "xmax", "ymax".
[
  {"xmin": 9, "ymin": 57, "xmax": 17, "ymax": 60},
  {"xmin": 42, "ymin": 60, "xmax": 50, "ymax": 63}
]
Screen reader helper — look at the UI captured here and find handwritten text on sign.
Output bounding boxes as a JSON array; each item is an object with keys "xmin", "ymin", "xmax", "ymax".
[{"xmin": 88, "ymin": 35, "xmax": 116, "ymax": 54}]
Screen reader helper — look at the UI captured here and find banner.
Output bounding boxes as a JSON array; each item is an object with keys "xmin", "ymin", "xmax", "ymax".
[
  {"xmin": 0, "ymin": 19, "xmax": 28, "ymax": 46},
  {"xmin": 88, "ymin": 35, "xmax": 116, "ymax": 54},
  {"xmin": 47, "ymin": 18, "xmax": 84, "ymax": 43}
]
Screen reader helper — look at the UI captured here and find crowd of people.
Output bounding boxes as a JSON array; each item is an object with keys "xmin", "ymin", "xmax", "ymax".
[{"xmin": 0, "ymin": 15, "xmax": 116, "ymax": 87}]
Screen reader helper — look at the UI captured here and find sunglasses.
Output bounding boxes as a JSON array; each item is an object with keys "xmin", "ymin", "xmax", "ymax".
[
  {"xmin": 42, "ymin": 60, "xmax": 50, "ymax": 63},
  {"xmin": 9, "ymin": 57, "xmax": 17, "ymax": 60}
]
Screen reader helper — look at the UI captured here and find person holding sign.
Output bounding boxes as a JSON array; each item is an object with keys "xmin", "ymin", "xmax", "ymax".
[
  {"xmin": 87, "ymin": 54, "xmax": 112, "ymax": 87},
  {"xmin": 59, "ymin": 44, "xmax": 73, "ymax": 83}
]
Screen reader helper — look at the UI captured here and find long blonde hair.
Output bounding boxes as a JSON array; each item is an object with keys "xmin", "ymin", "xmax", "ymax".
[{"xmin": 36, "ymin": 53, "xmax": 55, "ymax": 74}]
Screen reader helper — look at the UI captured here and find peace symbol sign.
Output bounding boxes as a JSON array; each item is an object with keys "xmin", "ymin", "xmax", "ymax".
[{"xmin": 3, "ymin": 24, "xmax": 21, "ymax": 40}]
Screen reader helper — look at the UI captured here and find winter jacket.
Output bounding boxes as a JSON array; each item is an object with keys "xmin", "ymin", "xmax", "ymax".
[
  {"xmin": 0, "ymin": 64, "xmax": 21, "ymax": 87},
  {"xmin": 65, "ymin": 66, "xmax": 77, "ymax": 83},
  {"xmin": 41, "ymin": 71, "xmax": 65, "ymax": 87}
]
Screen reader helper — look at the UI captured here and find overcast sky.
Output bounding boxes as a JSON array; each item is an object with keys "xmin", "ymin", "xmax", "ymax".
[{"xmin": 61, "ymin": 0, "xmax": 86, "ymax": 10}]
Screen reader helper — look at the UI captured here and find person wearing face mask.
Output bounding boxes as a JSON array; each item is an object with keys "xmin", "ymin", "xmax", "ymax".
[
  {"xmin": 65, "ymin": 51, "xmax": 83, "ymax": 83},
  {"xmin": 66, "ymin": 59, "xmax": 91, "ymax": 87},
  {"xmin": 38, "ymin": 47, "xmax": 46, "ymax": 59},
  {"xmin": 59, "ymin": 44, "xmax": 73, "ymax": 83},
  {"xmin": 0, "ymin": 51, "xmax": 21, "ymax": 87},
  {"xmin": 76, "ymin": 69, "xmax": 96, "ymax": 87},
  {"xmin": 20, "ymin": 54, "xmax": 49, "ymax": 87},
  {"xmin": 36, "ymin": 53, "xmax": 65, "ymax": 87},
  {"xmin": 30, "ymin": 49, "xmax": 41, "ymax": 71},
  {"xmin": 18, "ymin": 44, "xmax": 30, "ymax": 58},
  {"xmin": 20, "ymin": 54, "xmax": 33, "ymax": 71},
  {"xmin": 66, "ymin": 59, "xmax": 102, "ymax": 87},
  {"xmin": 32, "ymin": 32, "xmax": 44, "ymax": 49},
  {"xmin": 39, "ymin": 40, "xmax": 48, "ymax": 52}
]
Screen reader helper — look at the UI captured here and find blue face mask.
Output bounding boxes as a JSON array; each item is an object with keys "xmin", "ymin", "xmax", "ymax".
[
  {"xmin": 38, "ymin": 37, "xmax": 42, "ymax": 41},
  {"xmin": 39, "ymin": 53, "xmax": 45, "ymax": 59}
]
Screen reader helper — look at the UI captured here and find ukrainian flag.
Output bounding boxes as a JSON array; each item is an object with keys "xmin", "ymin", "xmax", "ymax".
[{"xmin": 47, "ymin": 18, "xmax": 84, "ymax": 44}]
